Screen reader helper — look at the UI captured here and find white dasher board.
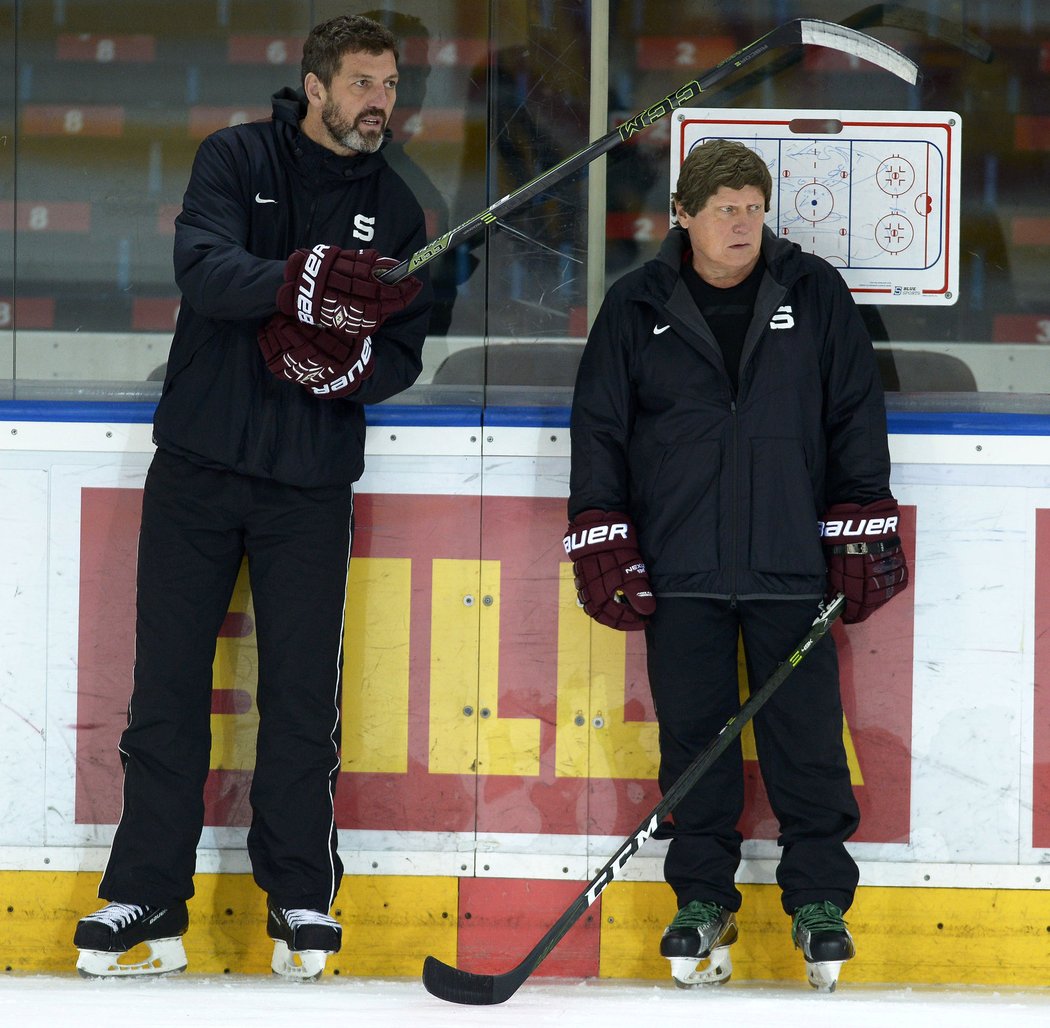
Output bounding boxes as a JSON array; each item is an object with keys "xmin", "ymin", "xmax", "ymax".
[{"xmin": 672, "ymin": 109, "xmax": 961, "ymax": 305}]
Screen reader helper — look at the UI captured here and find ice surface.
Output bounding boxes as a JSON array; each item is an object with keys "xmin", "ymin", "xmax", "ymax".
[{"xmin": 2, "ymin": 975, "xmax": 1050, "ymax": 1028}]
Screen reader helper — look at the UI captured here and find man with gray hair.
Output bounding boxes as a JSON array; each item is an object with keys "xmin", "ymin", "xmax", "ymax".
[{"xmin": 564, "ymin": 138, "xmax": 907, "ymax": 991}]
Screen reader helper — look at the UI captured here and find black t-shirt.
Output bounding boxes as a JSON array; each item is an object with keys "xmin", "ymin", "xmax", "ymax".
[{"xmin": 682, "ymin": 258, "xmax": 764, "ymax": 394}]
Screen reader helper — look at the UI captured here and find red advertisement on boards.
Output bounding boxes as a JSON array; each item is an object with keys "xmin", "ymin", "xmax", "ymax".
[{"xmin": 76, "ymin": 488, "xmax": 915, "ymax": 843}]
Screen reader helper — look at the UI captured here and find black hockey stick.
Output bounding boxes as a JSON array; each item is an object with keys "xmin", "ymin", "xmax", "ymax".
[
  {"xmin": 422, "ymin": 593, "xmax": 847, "ymax": 1005},
  {"xmin": 377, "ymin": 19, "xmax": 918, "ymax": 284}
]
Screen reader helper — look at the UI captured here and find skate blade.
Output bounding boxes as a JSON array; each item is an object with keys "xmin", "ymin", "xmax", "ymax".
[
  {"xmin": 806, "ymin": 958, "xmax": 845, "ymax": 993},
  {"xmin": 668, "ymin": 945, "xmax": 732, "ymax": 987},
  {"xmin": 271, "ymin": 940, "xmax": 329, "ymax": 981},
  {"xmin": 76, "ymin": 937, "xmax": 187, "ymax": 979}
]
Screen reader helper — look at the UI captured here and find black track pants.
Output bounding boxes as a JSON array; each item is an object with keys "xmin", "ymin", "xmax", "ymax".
[
  {"xmin": 99, "ymin": 449, "xmax": 351, "ymax": 911},
  {"xmin": 645, "ymin": 596, "xmax": 860, "ymax": 915}
]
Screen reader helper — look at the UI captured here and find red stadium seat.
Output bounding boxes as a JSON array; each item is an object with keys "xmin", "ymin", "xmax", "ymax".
[
  {"xmin": 635, "ymin": 36, "xmax": 736, "ymax": 71},
  {"xmin": 187, "ymin": 105, "xmax": 271, "ymax": 138},
  {"xmin": 0, "ymin": 201, "xmax": 91, "ymax": 232},
  {"xmin": 132, "ymin": 298, "xmax": 181, "ymax": 331},
  {"xmin": 55, "ymin": 34, "xmax": 157, "ymax": 62},
  {"xmin": 22, "ymin": 104, "xmax": 125, "ymax": 137},
  {"xmin": 0, "ymin": 297, "xmax": 57, "ymax": 329}
]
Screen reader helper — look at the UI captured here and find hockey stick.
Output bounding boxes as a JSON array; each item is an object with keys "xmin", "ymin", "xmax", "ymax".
[
  {"xmin": 422, "ymin": 592, "xmax": 847, "ymax": 1005},
  {"xmin": 377, "ymin": 19, "xmax": 918, "ymax": 284}
]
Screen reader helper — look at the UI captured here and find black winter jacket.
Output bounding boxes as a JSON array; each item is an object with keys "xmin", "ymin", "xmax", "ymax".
[
  {"xmin": 153, "ymin": 88, "xmax": 433, "ymax": 487},
  {"xmin": 569, "ymin": 225, "xmax": 892, "ymax": 599}
]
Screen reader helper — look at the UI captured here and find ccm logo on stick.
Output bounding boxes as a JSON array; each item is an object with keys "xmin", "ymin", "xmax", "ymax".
[
  {"xmin": 820, "ymin": 516, "xmax": 898, "ymax": 537},
  {"xmin": 584, "ymin": 814, "xmax": 659, "ymax": 905},
  {"xmin": 564, "ymin": 522, "xmax": 628, "ymax": 554},
  {"xmin": 296, "ymin": 243, "xmax": 330, "ymax": 325}
]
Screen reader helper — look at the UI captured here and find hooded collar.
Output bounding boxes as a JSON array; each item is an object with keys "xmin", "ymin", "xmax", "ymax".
[
  {"xmin": 270, "ymin": 87, "xmax": 391, "ymax": 182},
  {"xmin": 651, "ymin": 223, "xmax": 806, "ymax": 294}
]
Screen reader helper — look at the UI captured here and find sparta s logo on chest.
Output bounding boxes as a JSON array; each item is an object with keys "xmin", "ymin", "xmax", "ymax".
[
  {"xmin": 353, "ymin": 214, "xmax": 376, "ymax": 242},
  {"xmin": 295, "ymin": 243, "xmax": 330, "ymax": 325},
  {"xmin": 769, "ymin": 305, "xmax": 795, "ymax": 330}
]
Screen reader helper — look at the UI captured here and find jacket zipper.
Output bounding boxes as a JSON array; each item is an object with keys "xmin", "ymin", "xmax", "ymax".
[{"xmin": 729, "ymin": 398, "xmax": 738, "ymax": 610}]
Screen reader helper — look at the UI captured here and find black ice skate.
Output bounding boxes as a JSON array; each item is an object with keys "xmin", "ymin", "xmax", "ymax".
[
  {"xmin": 791, "ymin": 900, "xmax": 855, "ymax": 992},
  {"xmin": 267, "ymin": 901, "xmax": 342, "ymax": 980},
  {"xmin": 659, "ymin": 899, "xmax": 738, "ymax": 987},
  {"xmin": 73, "ymin": 900, "xmax": 189, "ymax": 978}
]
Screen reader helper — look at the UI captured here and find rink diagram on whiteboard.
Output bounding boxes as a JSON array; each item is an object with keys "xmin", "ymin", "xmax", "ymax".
[{"xmin": 673, "ymin": 110, "xmax": 961, "ymax": 304}]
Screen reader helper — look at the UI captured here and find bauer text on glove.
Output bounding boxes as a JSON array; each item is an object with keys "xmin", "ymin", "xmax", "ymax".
[
  {"xmin": 257, "ymin": 312, "xmax": 374, "ymax": 398},
  {"xmin": 563, "ymin": 509, "xmax": 656, "ymax": 631},
  {"xmin": 276, "ymin": 244, "xmax": 422, "ymax": 339},
  {"xmin": 821, "ymin": 497, "xmax": 909, "ymax": 624}
]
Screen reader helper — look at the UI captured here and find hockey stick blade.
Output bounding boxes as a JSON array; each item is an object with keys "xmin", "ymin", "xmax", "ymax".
[
  {"xmin": 377, "ymin": 19, "xmax": 917, "ymax": 284},
  {"xmin": 421, "ymin": 594, "xmax": 846, "ymax": 1005}
]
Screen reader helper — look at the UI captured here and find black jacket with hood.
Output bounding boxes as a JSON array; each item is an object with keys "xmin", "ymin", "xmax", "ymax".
[
  {"xmin": 152, "ymin": 87, "xmax": 433, "ymax": 488},
  {"xmin": 569, "ymin": 225, "xmax": 892, "ymax": 600}
]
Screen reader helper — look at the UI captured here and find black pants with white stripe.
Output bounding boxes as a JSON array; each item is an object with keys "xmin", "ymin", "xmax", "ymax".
[
  {"xmin": 100, "ymin": 448, "xmax": 351, "ymax": 912},
  {"xmin": 645, "ymin": 596, "xmax": 860, "ymax": 916}
]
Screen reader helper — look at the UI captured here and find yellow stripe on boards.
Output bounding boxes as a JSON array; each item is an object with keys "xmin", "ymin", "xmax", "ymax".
[
  {"xmin": 598, "ymin": 880, "xmax": 1050, "ymax": 986},
  {"xmin": 4, "ymin": 872, "xmax": 456, "ymax": 976},
  {"xmin": 5, "ymin": 871, "xmax": 1050, "ymax": 983},
  {"xmin": 326, "ymin": 875, "xmax": 458, "ymax": 978}
]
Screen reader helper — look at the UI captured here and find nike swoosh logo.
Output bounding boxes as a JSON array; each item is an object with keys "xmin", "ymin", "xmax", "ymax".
[
  {"xmin": 255, "ymin": 193, "xmax": 278, "ymax": 204},
  {"xmin": 653, "ymin": 324, "xmax": 670, "ymax": 335}
]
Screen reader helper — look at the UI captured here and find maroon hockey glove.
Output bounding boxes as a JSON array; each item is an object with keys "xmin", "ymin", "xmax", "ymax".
[
  {"xmin": 276, "ymin": 244, "xmax": 422, "ymax": 338},
  {"xmin": 563, "ymin": 509, "xmax": 656, "ymax": 631},
  {"xmin": 257, "ymin": 312, "xmax": 374, "ymax": 398},
  {"xmin": 821, "ymin": 497, "xmax": 909, "ymax": 624}
]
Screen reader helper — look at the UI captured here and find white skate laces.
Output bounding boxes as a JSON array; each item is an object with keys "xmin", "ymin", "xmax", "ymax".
[
  {"xmin": 281, "ymin": 908, "xmax": 340, "ymax": 931},
  {"xmin": 82, "ymin": 901, "xmax": 147, "ymax": 930},
  {"xmin": 73, "ymin": 901, "xmax": 189, "ymax": 979}
]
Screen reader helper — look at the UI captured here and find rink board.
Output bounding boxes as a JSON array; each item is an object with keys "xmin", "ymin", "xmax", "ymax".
[
  {"xmin": 2, "ymin": 403, "xmax": 1050, "ymax": 984},
  {"xmin": 3, "ymin": 870, "xmax": 1049, "ymax": 986}
]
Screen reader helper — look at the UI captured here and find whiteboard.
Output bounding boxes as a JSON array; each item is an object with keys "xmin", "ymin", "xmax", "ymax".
[{"xmin": 672, "ymin": 109, "xmax": 962, "ymax": 305}]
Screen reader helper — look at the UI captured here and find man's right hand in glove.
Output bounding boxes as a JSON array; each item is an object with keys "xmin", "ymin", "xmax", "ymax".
[
  {"xmin": 563, "ymin": 509, "xmax": 656, "ymax": 631},
  {"xmin": 276, "ymin": 243, "xmax": 422, "ymax": 338}
]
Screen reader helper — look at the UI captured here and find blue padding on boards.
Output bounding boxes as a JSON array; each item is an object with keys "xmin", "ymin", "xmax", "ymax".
[
  {"xmin": 484, "ymin": 406, "xmax": 571, "ymax": 428},
  {"xmin": 0, "ymin": 401, "xmax": 158, "ymax": 423},
  {"xmin": 0, "ymin": 401, "xmax": 483, "ymax": 427},
  {"xmin": 2, "ymin": 402, "xmax": 1050, "ymax": 437},
  {"xmin": 367, "ymin": 405, "xmax": 482, "ymax": 427},
  {"xmin": 887, "ymin": 411, "xmax": 1050, "ymax": 436}
]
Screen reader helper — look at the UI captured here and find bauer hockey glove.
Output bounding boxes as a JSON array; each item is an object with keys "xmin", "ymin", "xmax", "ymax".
[
  {"xmin": 257, "ymin": 311, "xmax": 375, "ymax": 398},
  {"xmin": 276, "ymin": 244, "xmax": 422, "ymax": 338},
  {"xmin": 563, "ymin": 509, "xmax": 656, "ymax": 631},
  {"xmin": 821, "ymin": 497, "xmax": 909, "ymax": 624}
]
